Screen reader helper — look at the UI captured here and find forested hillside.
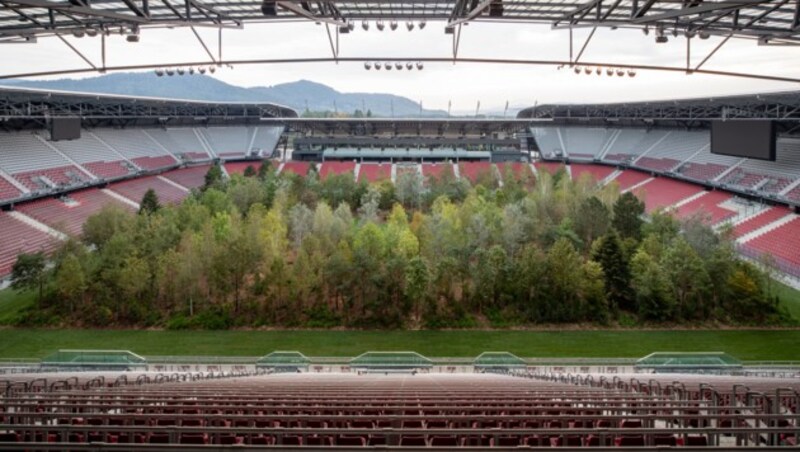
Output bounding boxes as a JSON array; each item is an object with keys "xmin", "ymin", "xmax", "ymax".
[{"xmin": 9, "ymin": 164, "xmax": 789, "ymax": 329}]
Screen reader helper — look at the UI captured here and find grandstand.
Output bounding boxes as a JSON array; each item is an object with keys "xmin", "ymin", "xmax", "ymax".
[{"xmin": 0, "ymin": 350, "xmax": 798, "ymax": 449}]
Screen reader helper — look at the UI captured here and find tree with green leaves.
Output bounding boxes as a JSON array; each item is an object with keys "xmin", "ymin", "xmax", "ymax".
[
  {"xmin": 55, "ymin": 253, "xmax": 86, "ymax": 314},
  {"xmin": 243, "ymin": 165, "xmax": 256, "ymax": 178},
  {"xmin": 612, "ymin": 191, "xmax": 645, "ymax": 241},
  {"xmin": 11, "ymin": 252, "xmax": 47, "ymax": 303},
  {"xmin": 203, "ymin": 164, "xmax": 224, "ymax": 191},
  {"xmin": 139, "ymin": 188, "xmax": 161, "ymax": 215},
  {"xmin": 592, "ymin": 231, "xmax": 634, "ymax": 313}
]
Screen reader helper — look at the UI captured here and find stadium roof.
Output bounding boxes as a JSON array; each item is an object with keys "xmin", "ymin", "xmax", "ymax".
[
  {"xmin": 0, "ymin": 85, "xmax": 297, "ymax": 118},
  {"xmin": 518, "ymin": 90, "xmax": 800, "ymax": 130},
  {"xmin": 2, "ymin": 0, "xmax": 799, "ymax": 45},
  {"xmin": 262, "ymin": 117, "xmax": 534, "ymax": 134}
]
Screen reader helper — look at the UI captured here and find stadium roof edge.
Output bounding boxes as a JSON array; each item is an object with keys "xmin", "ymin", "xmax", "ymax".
[{"xmin": 0, "ymin": 85, "xmax": 299, "ymax": 118}]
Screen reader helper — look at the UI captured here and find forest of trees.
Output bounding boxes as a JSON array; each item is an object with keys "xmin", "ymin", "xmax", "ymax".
[{"xmin": 10, "ymin": 162, "xmax": 790, "ymax": 329}]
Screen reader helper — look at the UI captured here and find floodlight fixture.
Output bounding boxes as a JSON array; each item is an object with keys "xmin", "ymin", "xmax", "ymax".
[
  {"xmin": 419, "ymin": 20, "xmax": 426, "ymax": 29},
  {"xmin": 416, "ymin": 61, "xmax": 423, "ymax": 70},
  {"xmin": 362, "ymin": 20, "xmax": 369, "ymax": 31},
  {"xmin": 583, "ymin": 67, "xmax": 592, "ymax": 74},
  {"xmin": 627, "ymin": 69, "xmax": 637, "ymax": 77},
  {"xmin": 375, "ymin": 62, "xmax": 382, "ymax": 70},
  {"xmin": 406, "ymin": 21, "xmax": 414, "ymax": 31},
  {"xmin": 155, "ymin": 69, "xmax": 165, "ymax": 77},
  {"xmin": 395, "ymin": 62, "xmax": 403, "ymax": 70},
  {"xmin": 616, "ymin": 69, "xmax": 625, "ymax": 77},
  {"xmin": 364, "ymin": 62, "xmax": 372, "ymax": 70},
  {"xmin": 377, "ymin": 20, "xmax": 385, "ymax": 31},
  {"xmin": 406, "ymin": 62, "xmax": 414, "ymax": 70},
  {"xmin": 198, "ymin": 67, "xmax": 207, "ymax": 74},
  {"xmin": 390, "ymin": 20, "xmax": 398, "ymax": 30},
  {"xmin": 574, "ymin": 66, "xmax": 581, "ymax": 74},
  {"xmin": 385, "ymin": 62, "xmax": 392, "ymax": 70},
  {"xmin": 209, "ymin": 66, "xmax": 216, "ymax": 73},
  {"xmin": 176, "ymin": 67, "xmax": 185, "ymax": 75},
  {"xmin": 166, "ymin": 68, "xmax": 175, "ymax": 76}
]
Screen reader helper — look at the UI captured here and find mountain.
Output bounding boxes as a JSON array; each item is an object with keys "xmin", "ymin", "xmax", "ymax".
[{"xmin": 0, "ymin": 73, "xmax": 447, "ymax": 118}]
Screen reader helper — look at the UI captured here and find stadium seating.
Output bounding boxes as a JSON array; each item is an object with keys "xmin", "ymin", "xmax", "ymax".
[
  {"xmin": 533, "ymin": 161, "xmax": 565, "ymax": 176},
  {"xmin": 570, "ymin": 163, "xmax": 615, "ymax": 183},
  {"xmin": 109, "ymin": 175, "xmax": 189, "ymax": 205},
  {"xmin": 358, "ymin": 163, "xmax": 391, "ymax": 183},
  {"xmin": 92, "ymin": 129, "xmax": 179, "ymax": 171},
  {"xmin": 319, "ymin": 161, "xmax": 356, "ymax": 180},
  {"xmin": 51, "ymin": 133, "xmax": 132, "ymax": 179},
  {"xmin": 420, "ymin": 163, "xmax": 455, "ymax": 181},
  {"xmin": 225, "ymin": 161, "xmax": 263, "ymax": 176},
  {"xmin": 0, "ymin": 212, "xmax": 59, "ymax": 276},
  {"xmin": 562, "ymin": 127, "xmax": 613, "ymax": 159},
  {"xmin": 740, "ymin": 216, "xmax": 800, "ymax": 277},
  {"xmin": 608, "ymin": 169, "xmax": 651, "ymax": 190},
  {"xmin": 161, "ymin": 165, "xmax": 212, "ymax": 190},
  {"xmin": 0, "ymin": 132, "xmax": 89, "ymax": 191},
  {"xmin": 496, "ymin": 162, "xmax": 533, "ymax": 183},
  {"xmin": 732, "ymin": 206, "xmax": 794, "ymax": 238},
  {"xmin": 281, "ymin": 161, "xmax": 312, "ymax": 177},
  {"xmin": 0, "ymin": 371, "xmax": 798, "ymax": 449},
  {"xmin": 674, "ymin": 191, "xmax": 736, "ymax": 225},
  {"xmin": 458, "ymin": 162, "xmax": 494, "ymax": 184},
  {"xmin": 604, "ymin": 129, "xmax": 669, "ymax": 163},
  {"xmin": 16, "ymin": 189, "xmax": 133, "ymax": 237},
  {"xmin": 633, "ymin": 177, "xmax": 704, "ymax": 213},
  {"xmin": 0, "ymin": 176, "xmax": 23, "ymax": 202},
  {"xmin": 200, "ymin": 127, "xmax": 253, "ymax": 159},
  {"xmin": 635, "ymin": 131, "xmax": 708, "ymax": 172},
  {"xmin": 146, "ymin": 128, "xmax": 213, "ymax": 162}
]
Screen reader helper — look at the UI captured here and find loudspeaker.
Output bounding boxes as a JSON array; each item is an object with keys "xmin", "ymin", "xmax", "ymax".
[
  {"xmin": 489, "ymin": 0, "xmax": 503, "ymax": 17},
  {"xmin": 261, "ymin": 1, "xmax": 277, "ymax": 16}
]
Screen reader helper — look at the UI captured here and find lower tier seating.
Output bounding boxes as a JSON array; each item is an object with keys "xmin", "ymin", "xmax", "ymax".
[
  {"xmin": 633, "ymin": 177, "xmax": 704, "ymax": 213},
  {"xmin": 16, "ymin": 189, "xmax": 133, "ymax": 237},
  {"xmin": 358, "ymin": 164, "xmax": 391, "ymax": 183},
  {"xmin": 161, "ymin": 165, "xmax": 212, "ymax": 190},
  {"xmin": 319, "ymin": 161, "xmax": 356, "ymax": 180},
  {"xmin": 0, "ymin": 212, "xmax": 59, "ymax": 276},
  {"xmin": 570, "ymin": 163, "xmax": 615, "ymax": 183},
  {"xmin": 281, "ymin": 161, "xmax": 312, "ymax": 177},
  {"xmin": 109, "ymin": 176, "xmax": 189, "ymax": 205},
  {"xmin": 458, "ymin": 162, "xmax": 494, "ymax": 184},
  {"xmin": 674, "ymin": 191, "xmax": 736, "ymax": 225}
]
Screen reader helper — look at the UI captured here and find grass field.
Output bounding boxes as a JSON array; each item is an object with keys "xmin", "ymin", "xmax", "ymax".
[
  {"xmin": 1, "ymin": 285, "xmax": 799, "ymax": 361},
  {"xmin": 0, "ymin": 328, "xmax": 798, "ymax": 360}
]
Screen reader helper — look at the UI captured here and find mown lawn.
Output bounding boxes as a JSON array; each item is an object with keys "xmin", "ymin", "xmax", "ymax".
[{"xmin": 0, "ymin": 328, "xmax": 798, "ymax": 361}]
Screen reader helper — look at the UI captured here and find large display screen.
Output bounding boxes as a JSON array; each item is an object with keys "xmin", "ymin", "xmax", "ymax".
[
  {"xmin": 711, "ymin": 120, "xmax": 776, "ymax": 161},
  {"xmin": 50, "ymin": 117, "xmax": 81, "ymax": 141}
]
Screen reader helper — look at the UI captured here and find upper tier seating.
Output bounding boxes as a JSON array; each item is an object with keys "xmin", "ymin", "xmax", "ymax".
[
  {"xmin": 109, "ymin": 175, "xmax": 188, "ymax": 205},
  {"xmin": 253, "ymin": 126, "xmax": 284, "ymax": 158},
  {"xmin": 735, "ymin": 138, "xmax": 800, "ymax": 194},
  {"xmin": 16, "ymin": 189, "xmax": 133, "ymax": 237},
  {"xmin": 145, "ymin": 128, "xmax": 212, "ymax": 162},
  {"xmin": 530, "ymin": 127, "xmax": 563, "ymax": 158},
  {"xmin": 358, "ymin": 164, "xmax": 391, "ymax": 183},
  {"xmin": 633, "ymin": 177, "xmax": 704, "ymax": 213},
  {"xmin": 570, "ymin": 163, "xmax": 615, "ymax": 183},
  {"xmin": 0, "ymin": 132, "xmax": 89, "ymax": 191},
  {"xmin": 459, "ymin": 162, "xmax": 495, "ymax": 184},
  {"xmin": 604, "ymin": 129, "xmax": 669, "ymax": 163},
  {"xmin": 200, "ymin": 127, "xmax": 261, "ymax": 159},
  {"xmin": 92, "ymin": 129, "xmax": 178, "ymax": 170},
  {"xmin": 673, "ymin": 191, "xmax": 736, "ymax": 225},
  {"xmin": 677, "ymin": 148, "xmax": 742, "ymax": 182},
  {"xmin": 635, "ymin": 131, "xmax": 708, "ymax": 172},
  {"xmin": 51, "ymin": 133, "xmax": 132, "ymax": 180},
  {"xmin": 0, "ymin": 212, "xmax": 59, "ymax": 277},
  {"xmin": 161, "ymin": 165, "xmax": 212, "ymax": 190},
  {"xmin": 562, "ymin": 128, "xmax": 613, "ymax": 159},
  {"xmin": 319, "ymin": 161, "xmax": 356, "ymax": 180}
]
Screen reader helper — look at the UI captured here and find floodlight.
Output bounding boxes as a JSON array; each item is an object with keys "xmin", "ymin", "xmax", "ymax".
[
  {"xmin": 395, "ymin": 62, "xmax": 403, "ymax": 70},
  {"xmin": 126, "ymin": 26, "xmax": 140, "ymax": 42},
  {"xmin": 406, "ymin": 62, "xmax": 413, "ymax": 70},
  {"xmin": 364, "ymin": 62, "xmax": 372, "ymax": 70},
  {"xmin": 348, "ymin": 21, "xmax": 355, "ymax": 31},
  {"xmin": 698, "ymin": 31, "xmax": 710, "ymax": 39},
  {"xmin": 406, "ymin": 21, "xmax": 414, "ymax": 31},
  {"xmin": 655, "ymin": 35, "xmax": 668, "ymax": 43},
  {"xmin": 198, "ymin": 67, "xmax": 207, "ymax": 74},
  {"xmin": 189, "ymin": 67, "xmax": 195, "ymax": 75},
  {"xmin": 362, "ymin": 20, "xmax": 369, "ymax": 31},
  {"xmin": 642, "ymin": 26, "xmax": 649, "ymax": 36},
  {"xmin": 177, "ymin": 67, "xmax": 185, "ymax": 75},
  {"xmin": 574, "ymin": 66, "xmax": 581, "ymax": 74},
  {"xmin": 616, "ymin": 69, "xmax": 625, "ymax": 77},
  {"xmin": 445, "ymin": 26, "xmax": 454, "ymax": 34},
  {"xmin": 390, "ymin": 20, "xmax": 398, "ymax": 30},
  {"xmin": 627, "ymin": 69, "xmax": 637, "ymax": 77},
  {"xmin": 416, "ymin": 61, "xmax": 423, "ymax": 70},
  {"xmin": 166, "ymin": 68, "xmax": 175, "ymax": 76},
  {"xmin": 419, "ymin": 21, "xmax": 426, "ymax": 29},
  {"xmin": 596, "ymin": 67, "xmax": 602, "ymax": 75},
  {"xmin": 385, "ymin": 62, "xmax": 392, "ymax": 70},
  {"xmin": 375, "ymin": 62, "xmax": 382, "ymax": 70},
  {"xmin": 377, "ymin": 20, "xmax": 385, "ymax": 31},
  {"xmin": 72, "ymin": 30, "xmax": 85, "ymax": 38},
  {"xmin": 584, "ymin": 67, "xmax": 592, "ymax": 74},
  {"xmin": 155, "ymin": 69, "xmax": 165, "ymax": 77},
  {"xmin": 209, "ymin": 66, "xmax": 216, "ymax": 73},
  {"xmin": 606, "ymin": 68, "xmax": 614, "ymax": 76},
  {"xmin": 86, "ymin": 28, "xmax": 98, "ymax": 37}
]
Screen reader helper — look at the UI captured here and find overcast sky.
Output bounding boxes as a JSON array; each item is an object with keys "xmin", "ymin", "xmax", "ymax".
[{"xmin": 3, "ymin": 20, "xmax": 800, "ymax": 113}]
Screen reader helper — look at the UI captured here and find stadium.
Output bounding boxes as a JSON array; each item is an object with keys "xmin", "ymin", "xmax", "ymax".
[{"xmin": 1, "ymin": 0, "xmax": 800, "ymax": 450}]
